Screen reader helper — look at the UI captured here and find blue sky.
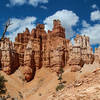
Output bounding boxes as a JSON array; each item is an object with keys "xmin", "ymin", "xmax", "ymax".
[{"xmin": 0, "ymin": 0, "xmax": 100, "ymax": 49}]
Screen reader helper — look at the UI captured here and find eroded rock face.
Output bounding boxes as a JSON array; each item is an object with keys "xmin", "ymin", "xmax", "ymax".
[
  {"xmin": 48, "ymin": 20, "xmax": 65, "ymax": 39},
  {"xmin": 0, "ymin": 38, "xmax": 19, "ymax": 74},
  {"xmin": 0, "ymin": 19, "xmax": 98, "ymax": 81},
  {"xmin": 14, "ymin": 28, "xmax": 30, "ymax": 66},
  {"xmin": 67, "ymin": 34, "xmax": 94, "ymax": 72},
  {"xmin": 30, "ymin": 24, "xmax": 47, "ymax": 69},
  {"xmin": 94, "ymin": 47, "xmax": 100, "ymax": 64},
  {"xmin": 74, "ymin": 35, "xmax": 94, "ymax": 64},
  {"xmin": 45, "ymin": 38, "xmax": 67, "ymax": 72},
  {"xmin": 24, "ymin": 41, "xmax": 36, "ymax": 81},
  {"xmin": 42, "ymin": 20, "xmax": 68, "ymax": 72}
]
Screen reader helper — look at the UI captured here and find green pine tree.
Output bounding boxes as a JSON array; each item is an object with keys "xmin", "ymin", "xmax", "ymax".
[
  {"xmin": 58, "ymin": 67, "xmax": 64, "ymax": 84},
  {"xmin": 56, "ymin": 67, "xmax": 65, "ymax": 91}
]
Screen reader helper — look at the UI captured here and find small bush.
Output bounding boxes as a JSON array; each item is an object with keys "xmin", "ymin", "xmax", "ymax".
[
  {"xmin": 56, "ymin": 67, "xmax": 65, "ymax": 91},
  {"xmin": 18, "ymin": 91, "xmax": 23, "ymax": 99},
  {"xmin": 11, "ymin": 97, "xmax": 18, "ymax": 100},
  {"xmin": 56, "ymin": 84, "xmax": 65, "ymax": 91},
  {"xmin": 38, "ymin": 93, "xmax": 42, "ymax": 96},
  {"xmin": 0, "ymin": 74, "xmax": 7, "ymax": 95}
]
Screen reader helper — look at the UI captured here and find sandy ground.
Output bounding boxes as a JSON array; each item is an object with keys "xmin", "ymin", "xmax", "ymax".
[{"xmin": 0, "ymin": 63, "xmax": 100, "ymax": 100}]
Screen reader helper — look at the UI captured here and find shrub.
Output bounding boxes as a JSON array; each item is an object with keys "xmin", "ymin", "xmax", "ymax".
[
  {"xmin": 0, "ymin": 74, "xmax": 7, "ymax": 95},
  {"xmin": 18, "ymin": 91, "xmax": 23, "ymax": 99},
  {"xmin": 56, "ymin": 67, "xmax": 65, "ymax": 91},
  {"xmin": 56, "ymin": 84, "xmax": 65, "ymax": 91}
]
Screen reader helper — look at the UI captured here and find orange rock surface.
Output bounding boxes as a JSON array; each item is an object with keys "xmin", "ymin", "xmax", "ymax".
[{"xmin": 0, "ymin": 19, "xmax": 99, "ymax": 82}]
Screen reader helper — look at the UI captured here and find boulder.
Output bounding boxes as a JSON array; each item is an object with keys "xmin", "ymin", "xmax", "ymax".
[{"xmin": 71, "ymin": 65, "xmax": 81, "ymax": 72}]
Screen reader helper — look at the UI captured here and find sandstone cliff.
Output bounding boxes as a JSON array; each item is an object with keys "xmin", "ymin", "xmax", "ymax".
[{"xmin": 0, "ymin": 19, "xmax": 99, "ymax": 81}]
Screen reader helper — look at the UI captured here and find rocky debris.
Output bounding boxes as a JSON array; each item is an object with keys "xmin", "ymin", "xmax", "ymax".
[
  {"xmin": 47, "ymin": 69, "xmax": 100, "ymax": 100},
  {"xmin": 71, "ymin": 65, "xmax": 82, "ymax": 72},
  {"xmin": 73, "ymin": 80, "xmax": 83, "ymax": 87}
]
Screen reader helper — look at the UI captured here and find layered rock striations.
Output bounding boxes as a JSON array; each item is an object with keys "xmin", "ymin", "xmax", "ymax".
[
  {"xmin": 67, "ymin": 34, "xmax": 94, "ymax": 72},
  {"xmin": 23, "ymin": 40, "xmax": 36, "ymax": 81},
  {"xmin": 43, "ymin": 20, "xmax": 68, "ymax": 72},
  {"xmin": 0, "ymin": 38, "xmax": 19, "ymax": 74},
  {"xmin": 14, "ymin": 28, "xmax": 30, "ymax": 66},
  {"xmin": 0, "ymin": 19, "xmax": 99, "ymax": 81},
  {"xmin": 94, "ymin": 47, "xmax": 100, "ymax": 64}
]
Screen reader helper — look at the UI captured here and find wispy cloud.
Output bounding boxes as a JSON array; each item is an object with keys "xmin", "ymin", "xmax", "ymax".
[
  {"xmin": 40, "ymin": 5, "xmax": 47, "ymax": 9},
  {"xmin": 6, "ymin": 0, "xmax": 48, "ymax": 7},
  {"xmin": 91, "ymin": 10, "xmax": 100, "ymax": 21},
  {"xmin": 7, "ymin": 16, "xmax": 37, "ymax": 41},
  {"xmin": 80, "ymin": 9, "xmax": 100, "ymax": 45},
  {"xmin": 82, "ymin": 20, "xmax": 90, "ymax": 28},
  {"xmin": 80, "ymin": 23, "xmax": 100, "ymax": 45},
  {"xmin": 91, "ymin": 4, "xmax": 98, "ymax": 9},
  {"xmin": 29, "ymin": 0, "xmax": 48, "ymax": 7}
]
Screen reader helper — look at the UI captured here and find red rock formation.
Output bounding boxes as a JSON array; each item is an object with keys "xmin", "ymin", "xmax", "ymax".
[
  {"xmin": 0, "ymin": 38, "xmax": 19, "ymax": 74},
  {"xmin": 43, "ymin": 20, "xmax": 68, "ymax": 72},
  {"xmin": 30, "ymin": 24, "xmax": 47, "ymax": 69},
  {"xmin": 24, "ymin": 40, "xmax": 36, "ymax": 81},
  {"xmin": 23, "ymin": 24, "xmax": 47, "ymax": 81},
  {"xmin": 67, "ymin": 34, "xmax": 94, "ymax": 72},
  {"xmin": 0, "ymin": 19, "xmax": 98, "ymax": 81},
  {"xmin": 48, "ymin": 20, "xmax": 65, "ymax": 39},
  {"xmin": 94, "ymin": 47, "xmax": 100, "ymax": 64},
  {"xmin": 14, "ymin": 28, "xmax": 30, "ymax": 66},
  {"xmin": 67, "ymin": 46, "xmax": 84, "ymax": 72},
  {"xmin": 71, "ymin": 65, "xmax": 81, "ymax": 72}
]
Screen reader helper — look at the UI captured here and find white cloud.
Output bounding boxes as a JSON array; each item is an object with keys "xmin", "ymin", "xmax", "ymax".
[
  {"xmin": 43, "ymin": 9, "xmax": 79, "ymax": 39},
  {"xmin": 80, "ymin": 24, "xmax": 100, "ymax": 45},
  {"xmin": 7, "ymin": 17, "xmax": 37, "ymax": 41},
  {"xmin": 29, "ymin": 0, "xmax": 48, "ymax": 7},
  {"xmin": 40, "ymin": 5, "xmax": 47, "ymax": 9},
  {"xmin": 79, "ymin": 9, "xmax": 100, "ymax": 45},
  {"xmin": 80, "ymin": 9, "xmax": 100, "ymax": 45},
  {"xmin": 6, "ymin": 3, "xmax": 10, "ymax": 7},
  {"xmin": 82, "ymin": 20, "xmax": 90, "ymax": 28},
  {"xmin": 7, "ymin": 0, "xmax": 27, "ymax": 6},
  {"xmin": 91, "ymin": 4, "xmax": 98, "ymax": 9},
  {"xmin": 6, "ymin": 0, "xmax": 48, "ymax": 7},
  {"xmin": 91, "ymin": 10, "xmax": 100, "ymax": 21}
]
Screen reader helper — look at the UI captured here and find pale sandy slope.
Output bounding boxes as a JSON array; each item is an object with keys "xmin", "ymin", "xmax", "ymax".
[
  {"xmin": 25, "ymin": 63, "xmax": 100, "ymax": 100},
  {"xmin": 0, "ymin": 63, "xmax": 100, "ymax": 100}
]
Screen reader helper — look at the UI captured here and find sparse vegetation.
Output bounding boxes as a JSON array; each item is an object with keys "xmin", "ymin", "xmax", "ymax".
[
  {"xmin": 56, "ymin": 67, "xmax": 65, "ymax": 91},
  {"xmin": 0, "ymin": 74, "xmax": 7, "ymax": 95},
  {"xmin": 39, "ymin": 93, "xmax": 42, "ymax": 96},
  {"xmin": 18, "ymin": 91, "xmax": 23, "ymax": 100},
  {"xmin": 56, "ymin": 84, "xmax": 65, "ymax": 91}
]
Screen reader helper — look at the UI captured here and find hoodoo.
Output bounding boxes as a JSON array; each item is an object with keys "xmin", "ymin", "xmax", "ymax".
[{"xmin": 0, "ymin": 20, "xmax": 99, "ymax": 81}]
